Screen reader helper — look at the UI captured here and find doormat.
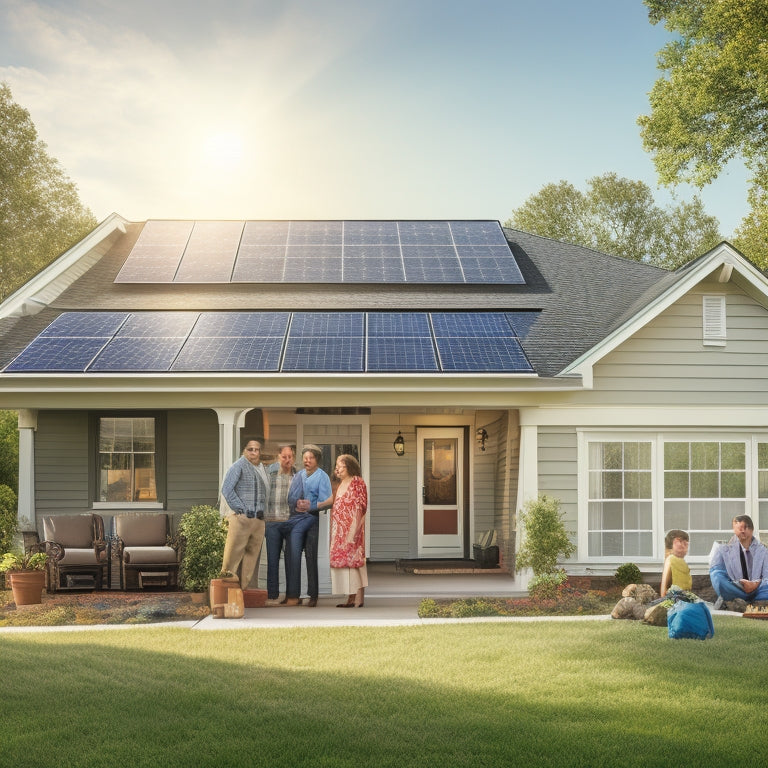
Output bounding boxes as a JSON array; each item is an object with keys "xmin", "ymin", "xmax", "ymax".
[{"xmin": 395, "ymin": 559, "xmax": 505, "ymax": 575}]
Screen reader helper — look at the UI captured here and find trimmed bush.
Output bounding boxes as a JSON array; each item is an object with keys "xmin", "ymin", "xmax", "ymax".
[{"xmin": 615, "ymin": 562, "xmax": 643, "ymax": 587}]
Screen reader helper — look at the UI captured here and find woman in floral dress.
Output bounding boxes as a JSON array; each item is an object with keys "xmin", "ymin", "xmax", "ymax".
[{"xmin": 330, "ymin": 454, "xmax": 368, "ymax": 608}]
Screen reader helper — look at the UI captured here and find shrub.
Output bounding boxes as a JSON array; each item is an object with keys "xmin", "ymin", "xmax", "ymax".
[
  {"xmin": 529, "ymin": 570, "xmax": 568, "ymax": 601},
  {"xmin": 615, "ymin": 562, "xmax": 643, "ymax": 587},
  {"xmin": 0, "ymin": 484, "xmax": 17, "ymax": 555},
  {"xmin": 515, "ymin": 494, "xmax": 576, "ymax": 576},
  {"xmin": 178, "ymin": 505, "xmax": 228, "ymax": 592}
]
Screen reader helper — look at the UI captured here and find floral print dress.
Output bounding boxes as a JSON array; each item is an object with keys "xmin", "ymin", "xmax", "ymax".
[{"xmin": 329, "ymin": 475, "xmax": 368, "ymax": 593}]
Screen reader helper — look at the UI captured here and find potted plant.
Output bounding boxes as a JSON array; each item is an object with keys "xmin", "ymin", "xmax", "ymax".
[
  {"xmin": 178, "ymin": 505, "xmax": 228, "ymax": 599},
  {"xmin": 0, "ymin": 550, "xmax": 49, "ymax": 605}
]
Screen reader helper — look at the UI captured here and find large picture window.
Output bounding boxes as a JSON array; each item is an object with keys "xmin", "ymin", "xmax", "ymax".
[
  {"xmin": 582, "ymin": 432, "xmax": 765, "ymax": 562},
  {"xmin": 98, "ymin": 417, "xmax": 157, "ymax": 503}
]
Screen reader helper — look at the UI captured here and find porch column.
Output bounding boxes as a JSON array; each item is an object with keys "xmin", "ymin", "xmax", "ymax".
[
  {"xmin": 515, "ymin": 423, "xmax": 538, "ymax": 592},
  {"xmin": 16, "ymin": 409, "xmax": 37, "ymax": 535},
  {"xmin": 213, "ymin": 408, "xmax": 248, "ymax": 487}
]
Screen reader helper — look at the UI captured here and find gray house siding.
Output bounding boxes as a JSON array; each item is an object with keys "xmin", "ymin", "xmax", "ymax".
[
  {"xmin": 165, "ymin": 409, "xmax": 219, "ymax": 517},
  {"xmin": 537, "ymin": 426, "xmax": 578, "ymax": 541},
  {"xmin": 35, "ymin": 410, "xmax": 90, "ymax": 514}
]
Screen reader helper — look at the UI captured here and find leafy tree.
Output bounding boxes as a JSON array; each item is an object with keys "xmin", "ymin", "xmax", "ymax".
[
  {"xmin": 515, "ymin": 494, "xmax": 576, "ymax": 577},
  {"xmin": 506, "ymin": 173, "xmax": 721, "ymax": 268},
  {"xmin": 638, "ymin": 0, "xmax": 768, "ymax": 265},
  {"xmin": 0, "ymin": 410, "xmax": 18, "ymax": 493},
  {"xmin": 0, "ymin": 81, "xmax": 96, "ymax": 301},
  {"xmin": 0, "ymin": 484, "xmax": 18, "ymax": 555}
]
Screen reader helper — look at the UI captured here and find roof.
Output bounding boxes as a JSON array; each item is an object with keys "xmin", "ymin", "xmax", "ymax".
[{"xmin": 0, "ymin": 217, "xmax": 710, "ymax": 384}]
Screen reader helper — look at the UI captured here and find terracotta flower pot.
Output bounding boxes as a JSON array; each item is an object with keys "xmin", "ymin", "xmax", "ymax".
[{"xmin": 9, "ymin": 569, "xmax": 46, "ymax": 606}]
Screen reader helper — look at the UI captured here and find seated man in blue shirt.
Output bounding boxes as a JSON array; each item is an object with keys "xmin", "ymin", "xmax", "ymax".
[{"xmin": 710, "ymin": 514, "xmax": 768, "ymax": 610}]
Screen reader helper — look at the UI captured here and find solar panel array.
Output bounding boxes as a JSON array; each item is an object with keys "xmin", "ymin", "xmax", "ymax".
[
  {"xmin": 4, "ymin": 311, "xmax": 535, "ymax": 374},
  {"xmin": 113, "ymin": 220, "xmax": 525, "ymax": 285}
]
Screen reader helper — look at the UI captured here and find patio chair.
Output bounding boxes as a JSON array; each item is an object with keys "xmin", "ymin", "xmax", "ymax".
[
  {"xmin": 113, "ymin": 513, "xmax": 179, "ymax": 590},
  {"xmin": 37, "ymin": 514, "xmax": 109, "ymax": 591}
]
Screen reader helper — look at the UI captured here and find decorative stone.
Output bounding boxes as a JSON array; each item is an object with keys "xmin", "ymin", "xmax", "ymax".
[
  {"xmin": 611, "ymin": 597, "xmax": 647, "ymax": 620},
  {"xmin": 643, "ymin": 602, "xmax": 668, "ymax": 626},
  {"xmin": 621, "ymin": 583, "xmax": 657, "ymax": 604}
]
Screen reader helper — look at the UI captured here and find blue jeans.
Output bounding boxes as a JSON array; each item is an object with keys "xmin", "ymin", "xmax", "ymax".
[
  {"xmin": 710, "ymin": 568, "xmax": 768, "ymax": 602},
  {"xmin": 285, "ymin": 514, "xmax": 319, "ymax": 599},
  {"xmin": 265, "ymin": 520, "xmax": 292, "ymax": 599}
]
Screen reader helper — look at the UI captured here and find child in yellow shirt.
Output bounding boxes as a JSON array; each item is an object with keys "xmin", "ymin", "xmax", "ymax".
[{"xmin": 660, "ymin": 529, "xmax": 692, "ymax": 597}]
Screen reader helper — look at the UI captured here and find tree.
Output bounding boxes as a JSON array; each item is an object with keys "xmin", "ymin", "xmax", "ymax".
[
  {"xmin": 506, "ymin": 173, "xmax": 721, "ymax": 268},
  {"xmin": 0, "ymin": 82, "xmax": 96, "ymax": 301},
  {"xmin": 0, "ymin": 410, "xmax": 18, "ymax": 493},
  {"xmin": 638, "ymin": 0, "xmax": 768, "ymax": 265}
]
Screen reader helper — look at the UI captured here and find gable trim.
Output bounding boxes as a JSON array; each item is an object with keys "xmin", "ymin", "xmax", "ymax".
[{"xmin": 0, "ymin": 213, "xmax": 129, "ymax": 320}]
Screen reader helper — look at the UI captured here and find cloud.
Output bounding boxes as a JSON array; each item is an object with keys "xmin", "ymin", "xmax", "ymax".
[{"xmin": 0, "ymin": 0, "xmax": 377, "ymax": 219}]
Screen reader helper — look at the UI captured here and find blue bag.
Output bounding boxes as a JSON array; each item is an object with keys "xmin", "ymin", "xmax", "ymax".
[{"xmin": 667, "ymin": 600, "xmax": 714, "ymax": 640}]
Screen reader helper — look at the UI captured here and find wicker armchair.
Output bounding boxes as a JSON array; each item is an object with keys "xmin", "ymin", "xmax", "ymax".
[
  {"xmin": 35, "ymin": 514, "xmax": 109, "ymax": 591},
  {"xmin": 113, "ymin": 513, "xmax": 179, "ymax": 590}
]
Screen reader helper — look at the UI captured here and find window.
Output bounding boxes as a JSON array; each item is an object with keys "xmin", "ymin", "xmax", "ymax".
[
  {"xmin": 664, "ymin": 441, "xmax": 744, "ymax": 556},
  {"xmin": 587, "ymin": 441, "xmax": 653, "ymax": 557},
  {"xmin": 97, "ymin": 417, "xmax": 158, "ymax": 504},
  {"xmin": 582, "ymin": 432, "xmax": 763, "ymax": 562}
]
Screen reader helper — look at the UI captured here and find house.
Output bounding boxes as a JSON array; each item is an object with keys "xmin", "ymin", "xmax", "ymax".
[{"xmin": 1, "ymin": 214, "xmax": 766, "ymax": 592}]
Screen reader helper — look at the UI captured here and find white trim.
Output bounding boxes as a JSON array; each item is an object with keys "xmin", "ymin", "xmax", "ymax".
[{"xmin": 0, "ymin": 213, "xmax": 129, "ymax": 320}]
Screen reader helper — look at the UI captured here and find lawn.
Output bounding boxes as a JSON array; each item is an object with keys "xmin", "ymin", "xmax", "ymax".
[{"xmin": 2, "ymin": 617, "xmax": 768, "ymax": 767}]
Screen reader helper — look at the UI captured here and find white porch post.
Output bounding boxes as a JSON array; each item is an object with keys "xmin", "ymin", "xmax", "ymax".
[
  {"xmin": 213, "ymin": 408, "xmax": 247, "ymax": 487},
  {"xmin": 16, "ymin": 409, "xmax": 37, "ymax": 535},
  {"xmin": 515, "ymin": 422, "xmax": 539, "ymax": 592}
]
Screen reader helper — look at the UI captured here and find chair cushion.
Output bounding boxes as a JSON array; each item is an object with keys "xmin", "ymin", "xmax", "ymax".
[
  {"xmin": 59, "ymin": 547, "xmax": 101, "ymax": 565},
  {"xmin": 115, "ymin": 514, "xmax": 167, "ymax": 546},
  {"xmin": 123, "ymin": 546, "xmax": 177, "ymax": 565},
  {"xmin": 42, "ymin": 515, "xmax": 94, "ymax": 548}
]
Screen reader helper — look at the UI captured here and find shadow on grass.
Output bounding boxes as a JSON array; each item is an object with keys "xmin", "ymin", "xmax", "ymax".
[{"xmin": 2, "ymin": 619, "xmax": 768, "ymax": 768}]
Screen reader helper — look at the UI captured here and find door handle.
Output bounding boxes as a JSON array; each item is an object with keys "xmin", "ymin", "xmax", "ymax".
[{"xmin": 422, "ymin": 486, "xmax": 426, "ymax": 501}]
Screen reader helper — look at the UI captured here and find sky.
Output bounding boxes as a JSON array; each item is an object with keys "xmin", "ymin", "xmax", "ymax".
[{"xmin": 0, "ymin": 0, "xmax": 752, "ymax": 236}]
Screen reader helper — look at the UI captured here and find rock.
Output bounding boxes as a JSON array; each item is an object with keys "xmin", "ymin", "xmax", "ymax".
[
  {"xmin": 725, "ymin": 598, "xmax": 748, "ymax": 613},
  {"xmin": 643, "ymin": 602, "xmax": 668, "ymax": 626},
  {"xmin": 611, "ymin": 597, "xmax": 647, "ymax": 620},
  {"xmin": 621, "ymin": 583, "xmax": 657, "ymax": 604}
]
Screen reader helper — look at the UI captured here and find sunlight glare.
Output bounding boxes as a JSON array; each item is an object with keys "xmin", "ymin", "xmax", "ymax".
[{"xmin": 202, "ymin": 131, "xmax": 245, "ymax": 168}]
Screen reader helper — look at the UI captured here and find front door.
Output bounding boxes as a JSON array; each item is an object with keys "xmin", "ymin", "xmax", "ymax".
[{"xmin": 417, "ymin": 428, "xmax": 464, "ymax": 558}]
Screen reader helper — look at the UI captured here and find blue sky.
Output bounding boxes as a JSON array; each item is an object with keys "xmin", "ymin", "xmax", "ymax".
[{"xmin": 0, "ymin": 0, "xmax": 750, "ymax": 236}]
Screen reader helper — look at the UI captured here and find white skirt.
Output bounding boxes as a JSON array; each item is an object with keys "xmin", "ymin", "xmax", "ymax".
[{"xmin": 331, "ymin": 564, "xmax": 368, "ymax": 595}]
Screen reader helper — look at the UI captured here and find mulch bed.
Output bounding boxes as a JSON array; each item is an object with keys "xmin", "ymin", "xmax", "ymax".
[{"xmin": 0, "ymin": 589, "xmax": 210, "ymax": 627}]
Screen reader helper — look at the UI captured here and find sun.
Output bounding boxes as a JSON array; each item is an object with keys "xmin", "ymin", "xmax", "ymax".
[{"xmin": 202, "ymin": 131, "xmax": 245, "ymax": 168}]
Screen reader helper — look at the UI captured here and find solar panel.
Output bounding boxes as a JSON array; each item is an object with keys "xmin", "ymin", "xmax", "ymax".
[
  {"xmin": 282, "ymin": 337, "xmax": 364, "ymax": 372},
  {"xmin": 172, "ymin": 336, "xmax": 284, "ymax": 371},
  {"xmin": 6, "ymin": 337, "xmax": 111, "ymax": 372},
  {"xmin": 116, "ymin": 220, "xmax": 524, "ymax": 286},
  {"xmin": 89, "ymin": 338, "xmax": 187, "ymax": 372},
  {"xmin": 3, "ymin": 311, "xmax": 535, "ymax": 374},
  {"xmin": 505, "ymin": 311, "xmax": 542, "ymax": 338}
]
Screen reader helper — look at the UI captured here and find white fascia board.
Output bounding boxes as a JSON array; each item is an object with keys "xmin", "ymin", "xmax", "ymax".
[
  {"xmin": 560, "ymin": 243, "xmax": 766, "ymax": 381},
  {"xmin": 0, "ymin": 212, "xmax": 129, "ymax": 320}
]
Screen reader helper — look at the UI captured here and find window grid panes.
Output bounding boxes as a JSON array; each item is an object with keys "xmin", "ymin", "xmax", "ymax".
[
  {"xmin": 663, "ymin": 441, "xmax": 745, "ymax": 556},
  {"xmin": 98, "ymin": 417, "xmax": 157, "ymax": 502},
  {"xmin": 588, "ymin": 441, "xmax": 653, "ymax": 557},
  {"xmin": 758, "ymin": 443, "xmax": 768, "ymax": 534}
]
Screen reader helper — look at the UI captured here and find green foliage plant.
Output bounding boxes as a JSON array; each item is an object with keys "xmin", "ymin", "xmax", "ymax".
[
  {"xmin": 0, "ymin": 549, "xmax": 47, "ymax": 571},
  {"xmin": 615, "ymin": 562, "xmax": 643, "ymax": 587},
  {"xmin": 0, "ymin": 410, "xmax": 19, "ymax": 492},
  {"xmin": 528, "ymin": 570, "xmax": 568, "ymax": 601},
  {"xmin": 515, "ymin": 494, "xmax": 576, "ymax": 577},
  {"xmin": 178, "ymin": 504, "xmax": 227, "ymax": 592},
  {"xmin": 0, "ymin": 484, "xmax": 18, "ymax": 555}
]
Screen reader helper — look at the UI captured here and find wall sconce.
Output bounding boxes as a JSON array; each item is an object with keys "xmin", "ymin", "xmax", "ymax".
[
  {"xmin": 393, "ymin": 431, "xmax": 405, "ymax": 456},
  {"xmin": 476, "ymin": 428, "xmax": 488, "ymax": 452}
]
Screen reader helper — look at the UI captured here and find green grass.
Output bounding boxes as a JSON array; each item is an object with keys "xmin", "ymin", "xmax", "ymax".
[{"xmin": 2, "ymin": 618, "xmax": 768, "ymax": 767}]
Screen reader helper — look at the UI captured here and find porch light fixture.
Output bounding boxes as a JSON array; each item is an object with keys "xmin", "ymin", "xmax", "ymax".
[
  {"xmin": 393, "ymin": 431, "xmax": 405, "ymax": 456},
  {"xmin": 476, "ymin": 428, "xmax": 488, "ymax": 452}
]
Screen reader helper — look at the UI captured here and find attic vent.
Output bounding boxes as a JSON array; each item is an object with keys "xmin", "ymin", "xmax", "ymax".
[{"xmin": 702, "ymin": 295, "xmax": 726, "ymax": 346}]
